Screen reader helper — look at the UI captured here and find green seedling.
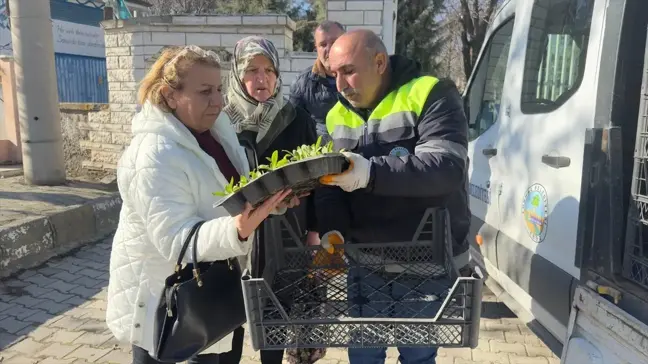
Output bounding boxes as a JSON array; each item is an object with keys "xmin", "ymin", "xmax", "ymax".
[{"xmin": 213, "ymin": 137, "xmax": 343, "ymax": 197}]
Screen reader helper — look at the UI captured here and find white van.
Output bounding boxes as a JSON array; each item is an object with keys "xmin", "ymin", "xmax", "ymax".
[{"xmin": 464, "ymin": 0, "xmax": 648, "ymax": 362}]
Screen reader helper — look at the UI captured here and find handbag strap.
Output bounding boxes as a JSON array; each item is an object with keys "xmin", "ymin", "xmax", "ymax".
[{"xmin": 175, "ymin": 220, "xmax": 206, "ymax": 271}]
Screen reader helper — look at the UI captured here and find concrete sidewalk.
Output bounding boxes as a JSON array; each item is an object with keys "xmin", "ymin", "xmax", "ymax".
[{"xmin": 0, "ymin": 174, "xmax": 121, "ymax": 279}]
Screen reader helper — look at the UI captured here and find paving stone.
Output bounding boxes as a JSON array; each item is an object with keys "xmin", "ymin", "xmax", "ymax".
[
  {"xmin": 47, "ymin": 316, "xmax": 87, "ymax": 331},
  {"xmin": 51, "ymin": 272, "xmax": 82, "ymax": 284},
  {"xmin": 3, "ymin": 305, "xmax": 43, "ymax": 321},
  {"xmin": 74, "ymin": 277, "xmax": 102, "ymax": 290},
  {"xmin": 490, "ymin": 341, "xmax": 527, "ymax": 355},
  {"xmin": 25, "ymin": 310, "xmax": 57, "ymax": 324},
  {"xmin": 0, "ymin": 332, "xmax": 20, "ymax": 348},
  {"xmin": 36, "ymin": 343, "xmax": 81, "ymax": 359},
  {"xmin": 33, "ymin": 300, "xmax": 73, "ymax": 315},
  {"xmin": 39, "ymin": 358, "xmax": 77, "ymax": 364},
  {"xmin": 0, "ymin": 317, "xmax": 31, "ymax": 334},
  {"xmin": 440, "ymin": 347, "xmax": 472, "ymax": 359},
  {"xmin": 62, "ymin": 297, "xmax": 87, "ymax": 307},
  {"xmin": 509, "ymin": 355, "xmax": 549, "ymax": 364},
  {"xmin": 41, "ymin": 291, "xmax": 76, "ymax": 304},
  {"xmin": 27, "ymin": 326, "xmax": 57, "ymax": 341},
  {"xmin": 1, "ymin": 356, "xmax": 39, "ymax": 364},
  {"xmin": 95, "ymin": 349, "xmax": 131, "ymax": 364},
  {"xmin": 47, "ymin": 330, "xmax": 85, "ymax": 344},
  {"xmin": 25, "ymin": 275, "xmax": 57, "ymax": 288},
  {"xmin": 7, "ymin": 338, "xmax": 47, "ymax": 355},
  {"xmin": 84, "ymin": 301, "xmax": 106, "ymax": 311},
  {"xmin": 525, "ymin": 345, "xmax": 554, "ymax": 358},
  {"xmin": 0, "ymin": 301, "xmax": 16, "ymax": 313},
  {"xmin": 36, "ymin": 267, "xmax": 66, "ymax": 277},
  {"xmin": 71, "ymin": 332, "xmax": 113, "ymax": 347},
  {"xmin": 472, "ymin": 349, "xmax": 511, "ymax": 363},
  {"xmin": 48, "ymin": 281, "xmax": 79, "ymax": 294},
  {"xmin": 68, "ymin": 287, "xmax": 99, "ymax": 300},
  {"xmin": 64, "ymin": 346, "xmax": 112, "ymax": 363},
  {"xmin": 9, "ymin": 296, "xmax": 47, "ymax": 310},
  {"xmin": 76, "ymin": 269, "xmax": 104, "ymax": 280}
]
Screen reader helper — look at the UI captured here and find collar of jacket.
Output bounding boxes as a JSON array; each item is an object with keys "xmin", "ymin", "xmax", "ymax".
[
  {"xmin": 311, "ymin": 58, "xmax": 328, "ymax": 78},
  {"xmin": 131, "ymin": 101, "xmax": 250, "ymax": 181}
]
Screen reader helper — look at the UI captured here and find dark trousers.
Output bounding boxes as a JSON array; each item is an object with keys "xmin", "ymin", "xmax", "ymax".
[{"xmin": 132, "ymin": 326, "xmax": 245, "ymax": 364}]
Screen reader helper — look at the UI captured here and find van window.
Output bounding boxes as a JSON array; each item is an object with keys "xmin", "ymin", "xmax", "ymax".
[
  {"xmin": 466, "ymin": 18, "xmax": 515, "ymax": 141},
  {"xmin": 521, "ymin": 0, "xmax": 594, "ymax": 114}
]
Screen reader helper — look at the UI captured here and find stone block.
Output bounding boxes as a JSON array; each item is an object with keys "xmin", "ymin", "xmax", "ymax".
[
  {"xmin": 328, "ymin": 11, "xmax": 365, "ymax": 25},
  {"xmin": 364, "ymin": 10, "xmax": 382, "ymax": 25},
  {"xmin": 151, "ymin": 32, "xmax": 186, "ymax": 46},
  {"xmin": 346, "ymin": 0, "xmax": 384, "ymax": 10},
  {"xmin": 328, "ymin": 1, "xmax": 346, "ymax": 10},
  {"xmin": 105, "ymin": 47, "xmax": 130, "ymax": 56},
  {"xmin": 104, "ymin": 34, "xmax": 118, "ymax": 48},
  {"xmin": 118, "ymin": 33, "xmax": 144, "ymax": 47},
  {"xmin": 109, "ymin": 91, "xmax": 137, "ymax": 105},
  {"xmin": 107, "ymin": 70, "xmax": 136, "ymax": 83},
  {"xmin": 105, "ymin": 56, "xmax": 119, "ymax": 70},
  {"xmin": 0, "ymin": 218, "xmax": 54, "ymax": 277},
  {"xmin": 172, "ymin": 16, "xmax": 207, "ymax": 25},
  {"xmin": 93, "ymin": 195, "xmax": 122, "ymax": 235},
  {"xmin": 119, "ymin": 55, "xmax": 145, "ymax": 69},
  {"xmin": 221, "ymin": 34, "xmax": 242, "ymax": 47},
  {"xmin": 242, "ymin": 16, "xmax": 278, "ymax": 25},
  {"xmin": 186, "ymin": 33, "xmax": 221, "ymax": 47},
  {"xmin": 88, "ymin": 131, "xmax": 112, "ymax": 144},
  {"xmin": 48, "ymin": 204, "xmax": 97, "ymax": 252},
  {"xmin": 207, "ymin": 16, "xmax": 243, "ymax": 25},
  {"xmin": 346, "ymin": 25, "xmax": 382, "ymax": 34},
  {"xmin": 237, "ymin": 27, "xmax": 274, "ymax": 35},
  {"xmin": 111, "ymin": 132, "xmax": 132, "ymax": 145}
]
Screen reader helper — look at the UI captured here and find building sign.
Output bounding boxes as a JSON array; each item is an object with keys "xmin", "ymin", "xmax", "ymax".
[
  {"xmin": 0, "ymin": 20, "xmax": 105, "ymax": 58},
  {"xmin": 53, "ymin": 20, "xmax": 105, "ymax": 58}
]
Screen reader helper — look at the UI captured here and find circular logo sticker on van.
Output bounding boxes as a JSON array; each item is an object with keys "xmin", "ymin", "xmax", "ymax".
[
  {"xmin": 389, "ymin": 146, "xmax": 409, "ymax": 157},
  {"xmin": 522, "ymin": 183, "xmax": 549, "ymax": 243}
]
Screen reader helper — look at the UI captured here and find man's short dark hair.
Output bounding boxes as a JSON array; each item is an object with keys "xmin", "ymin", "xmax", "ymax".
[{"xmin": 315, "ymin": 20, "xmax": 345, "ymax": 35}]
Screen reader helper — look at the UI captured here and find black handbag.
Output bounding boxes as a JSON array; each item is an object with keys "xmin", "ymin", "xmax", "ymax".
[{"xmin": 153, "ymin": 220, "xmax": 247, "ymax": 362}]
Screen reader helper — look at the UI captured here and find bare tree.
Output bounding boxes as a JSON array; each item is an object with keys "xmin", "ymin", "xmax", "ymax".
[{"xmin": 442, "ymin": 0, "xmax": 500, "ymax": 83}]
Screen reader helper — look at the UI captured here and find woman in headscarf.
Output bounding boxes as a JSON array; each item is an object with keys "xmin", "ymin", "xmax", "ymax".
[{"xmin": 223, "ymin": 36, "xmax": 326, "ymax": 364}]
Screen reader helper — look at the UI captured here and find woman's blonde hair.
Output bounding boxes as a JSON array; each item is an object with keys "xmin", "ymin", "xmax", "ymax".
[{"xmin": 138, "ymin": 45, "xmax": 222, "ymax": 112}]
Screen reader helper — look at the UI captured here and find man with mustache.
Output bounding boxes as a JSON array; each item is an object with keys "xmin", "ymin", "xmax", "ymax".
[
  {"xmin": 316, "ymin": 29, "xmax": 471, "ymax": 364},
  {"xmin": 289, "ymin": 21, "xmax": 345, "ymax": 142}
]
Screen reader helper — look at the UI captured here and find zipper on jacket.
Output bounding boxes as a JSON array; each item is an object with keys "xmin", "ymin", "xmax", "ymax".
[{"xmin": 363, "ymin": 122, "xmax": 368, "ymax": 146}]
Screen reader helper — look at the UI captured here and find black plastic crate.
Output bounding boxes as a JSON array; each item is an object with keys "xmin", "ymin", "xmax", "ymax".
[{"xmin": 241, "ymin": 208, "xmax": 484, "ymax": 350}]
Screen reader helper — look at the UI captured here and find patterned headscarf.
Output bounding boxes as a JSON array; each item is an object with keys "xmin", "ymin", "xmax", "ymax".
[{"xmin": 223, "ymin": 36, "xmax": 284, "ymax": 143}]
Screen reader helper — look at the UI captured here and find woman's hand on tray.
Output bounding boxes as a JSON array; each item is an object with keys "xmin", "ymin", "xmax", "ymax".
[{"xmin": 235, "ymin": 189, "xmax": 292, "ymax": 239}]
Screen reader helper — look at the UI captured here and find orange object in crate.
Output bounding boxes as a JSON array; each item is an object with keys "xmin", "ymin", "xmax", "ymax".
[{"xmin": 310, "ymin": 231, "xmax": 346, "ymax": 278}]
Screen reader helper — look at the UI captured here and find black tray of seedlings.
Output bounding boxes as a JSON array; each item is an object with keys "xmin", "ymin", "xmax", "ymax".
[{"xmin": 214, "ymin": 137, "xmax": 349, "ymax": 216}]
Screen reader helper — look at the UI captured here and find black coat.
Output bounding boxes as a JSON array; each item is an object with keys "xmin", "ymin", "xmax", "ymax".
[{"xmin": 237, "ymin": 101, "xmax": 318, "ymax": 276}]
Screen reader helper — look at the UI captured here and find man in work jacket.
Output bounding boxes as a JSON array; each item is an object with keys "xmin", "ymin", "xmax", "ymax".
[{"xmin": 316, "ymin": 29, "xmax": 471, "ymax": 364}]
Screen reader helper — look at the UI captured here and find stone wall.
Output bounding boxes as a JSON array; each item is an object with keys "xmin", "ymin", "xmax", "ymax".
[
  {"xmin": 59, "ymin": 103, "xmax": 113, "ymax": 176},
  {"xmin": 328, "ymin": 0, "xmax": 397, "ymax": 53},
  {"xmin": 73, "ymin": 14, "xmax": 318, "ymax": 174}
]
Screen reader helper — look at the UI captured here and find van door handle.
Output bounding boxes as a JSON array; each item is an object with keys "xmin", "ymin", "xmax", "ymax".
[
  {"xmin": 482, "ymin": 148, "xmax": 497, "ymax": 157},
  {"xmin": 542, "ymin": 155, "xmax": 571, "ymax": 168}
]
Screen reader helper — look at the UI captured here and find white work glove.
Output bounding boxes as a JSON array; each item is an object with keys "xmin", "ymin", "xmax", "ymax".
[{"xmin": 319, "ymin": 152, "xmax": 371, "ymax": 192}]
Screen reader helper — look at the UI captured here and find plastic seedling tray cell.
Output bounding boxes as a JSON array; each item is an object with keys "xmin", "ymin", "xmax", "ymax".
[{"xmin": 217, "ymin": 153, "xmax": 348, "ymax": 216}]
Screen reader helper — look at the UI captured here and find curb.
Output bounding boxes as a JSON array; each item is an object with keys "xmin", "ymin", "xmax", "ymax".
[{"xmin": 0, "ymin": 193, "xmax": 122, "ymax": 279}]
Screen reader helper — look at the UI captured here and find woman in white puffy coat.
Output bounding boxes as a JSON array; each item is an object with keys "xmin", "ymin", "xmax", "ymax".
[{"xmin": 105, "ymin": 45, "xmax": 296, "ymax": 364}]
